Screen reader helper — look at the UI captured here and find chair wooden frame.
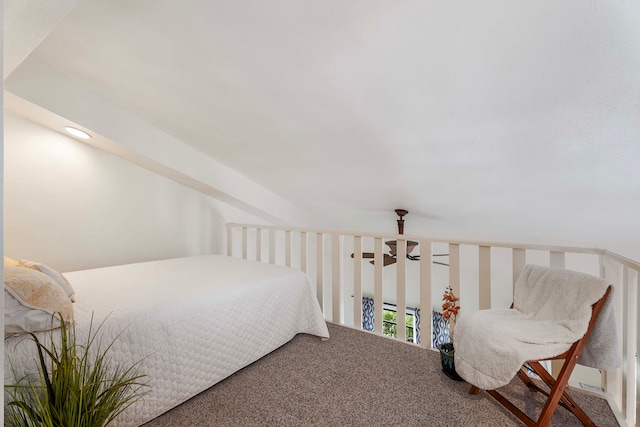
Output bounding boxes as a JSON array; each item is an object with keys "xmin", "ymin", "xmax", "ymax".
[{"xmin": 469, "ymin": 286, "xmax": 612, "ymax": 427}]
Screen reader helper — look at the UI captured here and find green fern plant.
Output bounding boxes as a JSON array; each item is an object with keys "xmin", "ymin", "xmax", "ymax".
[{"xmin": 5, "ymin": 315, "xmax": 149, "ymax": 427}]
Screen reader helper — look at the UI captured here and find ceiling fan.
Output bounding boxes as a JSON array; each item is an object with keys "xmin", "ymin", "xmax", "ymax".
[{"xmin": 350, "ymin": 209, "xmax": 449, "ymax": 267}]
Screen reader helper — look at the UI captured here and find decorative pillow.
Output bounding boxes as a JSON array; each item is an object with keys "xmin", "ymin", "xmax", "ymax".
[
  {"xmin": 4, "ymin": 256, "xmax": 20, "ymax": 267},
  {"xmin": 4, "ymin": 291, "xmax": 66, "ymax": 338},
  {"xmin": 19, "ymin": 260, "xmax": 76, "ymax": 302},
  {"xmin": 4, "ymin": 266, "xmax": 73, "ymax": 335}
]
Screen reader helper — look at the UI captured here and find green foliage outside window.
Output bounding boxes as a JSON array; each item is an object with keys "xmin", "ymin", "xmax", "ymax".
[{"xmin": 382, "ymin": 308, "xmax": 415, "ymax": 342}]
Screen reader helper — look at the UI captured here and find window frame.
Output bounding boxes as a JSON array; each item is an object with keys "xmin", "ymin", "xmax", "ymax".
[{"xmin": 382, "ymin": 302, "xmax": 418, "ymax": 344}]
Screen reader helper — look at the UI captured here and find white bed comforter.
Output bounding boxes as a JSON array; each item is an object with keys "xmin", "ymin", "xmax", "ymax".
[{"xmin": 4, "ymin": 255, "xmax": 329, "ymax": 426}]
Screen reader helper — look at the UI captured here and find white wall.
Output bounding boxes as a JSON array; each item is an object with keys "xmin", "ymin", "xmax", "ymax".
[{"xmin": 4, "ymin": 112, "xmax": 266, "ymax": 272}]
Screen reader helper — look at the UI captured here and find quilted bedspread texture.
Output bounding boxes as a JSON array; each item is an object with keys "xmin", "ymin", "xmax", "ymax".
[{"xmin": 4, "ymin": 255, "xmax": 330, "ymax": 426}]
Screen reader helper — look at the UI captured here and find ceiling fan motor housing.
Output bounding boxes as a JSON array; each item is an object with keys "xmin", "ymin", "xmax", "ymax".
[{"xmin": 395, "ymin": 209, "xmax": 409, "ymax": 235}]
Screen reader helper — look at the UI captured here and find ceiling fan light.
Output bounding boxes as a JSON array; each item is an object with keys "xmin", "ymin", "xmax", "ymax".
[{"xmin": 385, "ymin": 240, "xmax": 419, "ymax": 255}]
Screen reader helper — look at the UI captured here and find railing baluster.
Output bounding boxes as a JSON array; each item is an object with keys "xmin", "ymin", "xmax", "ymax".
[
  {"xmin": 316, "ymin": 233, "xmax": 324, "ymax": 313},
  {"xmin": 623, "ymin": 265, "xmax": 637, "ymax": 422},
  {"xmin": 550, "ymin": 251, "xmax": 565, "ymax": 269},
  {"xmin": 242, "ymin": 227, "xmax": 248, "ymax": 260},
  {"xmin": 226, "ymin": 224, "xmax": 232, "ymax": 256},
  {"xmin": 419, "ymin": 239, "xmax": 432, "ymax": 349},
  {"xmin": 300, "ymin": 232, "xmax": 307, "ymax": 273},
  {"xmin": 269, "ymin": 229, "xmax": 276, "ymax": 264},
  {"xmin": 549, "ymin": 251, "xmax": 565, "ymax": 377},
  {"xmin": 285, "ymin": 230, "xmax": 292, "ymax": 267},
  {"xmin": 256, "ymin": 228, "xmax": 262, "ymax": 262},
  {"xmin": 622, "ymin": 266, "xmax": 631, "ymax": 418},
  {"xmin": 353, "ymin": 236, "xmax": 362, "ymax": 329},
  {"xmin": 397, "ymin": 237, "xmax": 407, "ymax": 343},
  {"xmin": 512, "ymin": 248, "xmax": 526, "ymax": 298},
  {"xmin": 620, "ymin": 263, "xmax": 628, "ymax": 417},
  {"xmin": 374, "ymin": 237, "xmax": 383, "ymax": 335},
  {"xmin": 449, "ymin": 243, "xmax": 460, "ymax": 298},
  {"xmin": 603, "ymin": 257, "xmax": 624, "ymax": 412},
  {"xmin": 635, "ymin": 268, "xmax": 640, "ymax": 427},
  {"xmin": 479, "ymin": 245, "xmax": 491, "ymax": 310},
  {"xmin": 331, "ymin": 233, "xmax": 341, "ymax": 323}
]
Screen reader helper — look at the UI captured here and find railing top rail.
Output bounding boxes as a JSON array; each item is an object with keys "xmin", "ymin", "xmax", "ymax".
[
  {"xmin": 226, "ymin": 223, "xmax": 640, "ymax": 269},
  {"xmin": 601, "ymin": 249, "xmax": 640, "ymax": 271}
]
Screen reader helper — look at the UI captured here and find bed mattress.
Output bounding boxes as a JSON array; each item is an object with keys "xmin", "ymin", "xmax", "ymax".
[{"xmin": 4, "ymin": 255, "xmax": 330, "ymax": 426}]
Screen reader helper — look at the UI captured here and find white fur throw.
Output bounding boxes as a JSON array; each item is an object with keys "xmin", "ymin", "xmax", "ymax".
[{"xmin": 455, "ymin": 264, "xmax": 617, "ymax": 390}]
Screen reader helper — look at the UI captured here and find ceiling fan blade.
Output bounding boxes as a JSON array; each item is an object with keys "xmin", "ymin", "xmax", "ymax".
[
  {"xmin": 351, "ymin": 252, "xmax": 376, "ymax": 259},
  {"xmin": 369, "ymin": 258, "xmax": 448, "ymax": 267},
  {"xmin": 369, "ymin": 254, "xmax": 398, "ymax": 266},
  {"xmin": 383, "ymin": 254, "xmax": 397, "ymax": 266},
  {"xmin": 433, "ymin": 254, "xmax": 449, "ymax": 257},
  {"xmin": 405, "ymin": 254, "xmax": 449, "ymax": 267}
]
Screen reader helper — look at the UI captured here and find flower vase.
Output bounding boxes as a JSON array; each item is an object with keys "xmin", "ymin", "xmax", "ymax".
[{"xmin": 438, "ymin": 342, "xmax": 464, "ymax": 381}]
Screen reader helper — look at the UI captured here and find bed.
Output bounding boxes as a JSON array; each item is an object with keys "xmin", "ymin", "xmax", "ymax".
[{"xmin": 4, "ymin": 255, "xmax": 330, "ymax": 426}]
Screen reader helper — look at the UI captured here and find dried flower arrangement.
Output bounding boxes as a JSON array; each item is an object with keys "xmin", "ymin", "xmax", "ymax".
[{"xmin": 442, "ymin": 286, "xmax": 460, "ymax": 340}]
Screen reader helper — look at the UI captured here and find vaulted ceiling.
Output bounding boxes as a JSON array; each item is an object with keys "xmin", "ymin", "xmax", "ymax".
[{"xmin": 5, "ymin": 1, "xmax": 640, "ymax": 251}]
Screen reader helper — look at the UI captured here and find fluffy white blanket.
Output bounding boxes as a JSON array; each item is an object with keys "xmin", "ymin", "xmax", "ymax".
[{"xmin": 455, "ymin": 264, "xmax": 618, "ymax": 390}]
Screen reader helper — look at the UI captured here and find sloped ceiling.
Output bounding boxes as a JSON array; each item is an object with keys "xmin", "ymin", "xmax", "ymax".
[{"xmin": 5, "ymin": 1, "xmax": 640, "ymax": 249}]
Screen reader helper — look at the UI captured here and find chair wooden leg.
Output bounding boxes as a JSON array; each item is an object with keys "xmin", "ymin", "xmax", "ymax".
[
  {"xmin": 517, "ymin": 366, "xmax": 540, "ymax": 392},
  {"xmin": 487, "ymin": 389, "xmax": 537, "ymax": 427},
  {"xmin": 526, "ymin": 361, "xmax": 596, "ymax": 427},
  {"xmin": 476, "ymin": 360, "xmax": 596, "ymax": 427},
  {"xmin": 469, "ymin": 287, "xmax": 610, "ymax": 427},
  {"xmin": 521, "ymin": 363, "xmax": 574, "ymax": 412}
]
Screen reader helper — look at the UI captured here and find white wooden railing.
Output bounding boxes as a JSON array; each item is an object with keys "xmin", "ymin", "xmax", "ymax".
[{"xmin": 226, "ymin": 223, "xmax": 639, "ymax": 427}]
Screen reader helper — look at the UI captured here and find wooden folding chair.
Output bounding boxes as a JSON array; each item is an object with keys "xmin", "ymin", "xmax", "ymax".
[{"xmin": 469, "ymin": 286, "xmax": 611, "ymax": 427}]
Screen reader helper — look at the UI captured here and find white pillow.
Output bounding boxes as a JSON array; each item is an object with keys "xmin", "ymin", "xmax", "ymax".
[
  {"xmin": 18, "ymin": 260, "xmax": 76, "ymax": 302},
  {"xmin": 4, "ymin": 266, "xmax": 73, "ymax": 335},
  {"xmin": 4, "ymin": 291, "xmax": 66, "ymax": 337}
]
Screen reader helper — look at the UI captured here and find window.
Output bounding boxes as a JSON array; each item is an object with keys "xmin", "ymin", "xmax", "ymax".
[
  {"xmin": 382, "ymin": 303, "xmax": 418, "ymax": 344},
  {"xmin": 361, "ymin": 297, "xmax": 421, "ymax": 344}
]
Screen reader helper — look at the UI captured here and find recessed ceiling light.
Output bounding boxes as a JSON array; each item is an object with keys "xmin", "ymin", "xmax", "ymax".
[{"xmin": 64, "ymin": 126, "xmax": 92, "ymax": 140}]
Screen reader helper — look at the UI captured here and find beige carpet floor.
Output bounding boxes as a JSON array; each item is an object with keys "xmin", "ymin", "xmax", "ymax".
[{"xmin": 143, "ymin": 322, "xmax": 619, "ymax": 426}]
